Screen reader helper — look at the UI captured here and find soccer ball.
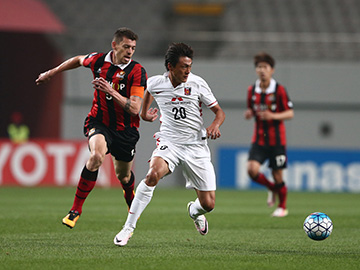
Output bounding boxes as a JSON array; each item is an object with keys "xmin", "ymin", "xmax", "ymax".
[{"xmin": 303, "ymin": 212, "xmax": 333, "ymax": 241}]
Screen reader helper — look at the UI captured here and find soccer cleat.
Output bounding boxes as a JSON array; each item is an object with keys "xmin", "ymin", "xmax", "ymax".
[
  {"xmin": 114, "ymin": 226, "xmax": 134, "ymax": 246},
  {"xmin": 62, "ymin": 210, "xmax": 80, "ymax": 228},
  {"xmin": 267, "ymin": 191, "xmax": 276, "ymax": 207},
  {"xmin": 187, "ymin": 201, "xmax": 208, "ymax": 235},
  {"xmin": 272, "ymin": 207, "xmax": 289, "ymax": 217}
]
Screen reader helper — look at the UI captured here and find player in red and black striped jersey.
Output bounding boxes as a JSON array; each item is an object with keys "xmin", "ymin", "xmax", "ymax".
[
  {"xmin": 36, "ymin": 27, "xmax": 147, "ymax": 228},
  {"xmin": 244, "ymin": 52, "xmax": 294, "ymax": 217}
]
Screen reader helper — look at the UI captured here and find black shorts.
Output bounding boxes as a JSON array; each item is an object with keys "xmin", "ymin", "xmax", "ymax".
[
  {"xmin": 248, "ymin": 143, "xmax": 287, "ymax": 170},
  {"xmin": 83, "ymin": 117, "xmax": 139, "ymax": 162}
]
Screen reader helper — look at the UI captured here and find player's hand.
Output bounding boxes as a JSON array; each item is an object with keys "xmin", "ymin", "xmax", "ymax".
[
  {"xmin": 143, "ymin": 108, "xmax": 159, "ymax": 122},
  {"xmin": 257, "ymin": 110, "xmax": 273, "ymax": 120},
  {"xmin": 244, "ymin": 109, "xmax": 253, "ymax": 119},
  {"xmin": 206, "ymin": 125, "xmax": 221, "ymax": 140},
  {"xmin": 92, "ymin": 77, "xmax": 113, "ymax": 95},
  {"xmin": 35, "ymin": 70, "xmax": 52, "ymax": 85}
]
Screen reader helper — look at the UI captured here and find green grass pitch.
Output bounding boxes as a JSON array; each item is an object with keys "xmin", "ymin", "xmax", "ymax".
[{"xmin": 0, "ymin": 187, "xmax": 359, "ymax": 270}]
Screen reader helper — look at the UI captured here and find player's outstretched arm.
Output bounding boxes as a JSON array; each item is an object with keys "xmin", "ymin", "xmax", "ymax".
[
  {"xmin": 35, "ymin": 55, "xmax": 86, "ymax": 85},
  {"xmin": 206, "ymin": 104, "xmax": 225, "ymax": 140}
]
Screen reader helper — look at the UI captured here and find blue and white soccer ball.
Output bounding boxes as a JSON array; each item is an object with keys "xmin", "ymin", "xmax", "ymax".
[{"xmin": 303, "ymin": 212, "xmax": 333, "ymax": 241}]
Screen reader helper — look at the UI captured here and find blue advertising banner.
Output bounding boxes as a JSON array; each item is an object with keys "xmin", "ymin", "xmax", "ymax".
[{"xmin": 217, "ymin": 146, "xmax": 360, "ymax": 192}]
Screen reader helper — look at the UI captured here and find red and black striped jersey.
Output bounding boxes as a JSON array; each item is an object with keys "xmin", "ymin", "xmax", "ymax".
[
  {"xmin": 83, "ymin": 51, "xmax": 147, "ymax": 131},
  {"xmin": 247, "ymin": 78, "xmax": 293, "ymax": 146}
]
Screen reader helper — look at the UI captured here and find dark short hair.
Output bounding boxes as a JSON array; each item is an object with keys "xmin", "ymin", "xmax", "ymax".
[
  {"xmin": 254, "ymin": 52, "xmax": 275, "ymax": 68},
  {"xmin": 113, "ymin": 27, "xmax": 138, "ymax": 43},
  {"xmin": 165, "ymin": 43, "xmax": 194, "ymax": 71}
]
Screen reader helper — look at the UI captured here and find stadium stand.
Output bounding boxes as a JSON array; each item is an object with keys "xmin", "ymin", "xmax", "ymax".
[{"xmin": 43, "ymin": 0, "xmax": 360, "ymax": 61}]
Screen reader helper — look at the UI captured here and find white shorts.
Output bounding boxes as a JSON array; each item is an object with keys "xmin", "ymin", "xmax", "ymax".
[{"xmin": 151, "ymin": 137, "xmax": 216, "ymax": 191}]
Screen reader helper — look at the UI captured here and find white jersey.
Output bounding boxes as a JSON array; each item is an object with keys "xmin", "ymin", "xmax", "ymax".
[{"xmin": 147, "ymin": 72, "xmax": 218, "ymax": 145}]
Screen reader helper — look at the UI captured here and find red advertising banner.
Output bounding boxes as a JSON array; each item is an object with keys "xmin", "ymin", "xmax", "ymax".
[{"xmin": 0, "ymin": 140, "xmax": 120, "ymax": 187}]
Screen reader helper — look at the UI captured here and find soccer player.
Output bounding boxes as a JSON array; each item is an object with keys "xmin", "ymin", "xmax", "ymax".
[
  {"xmin": 35, "ymin": 27, "xmax": 147, "ymax": 228},
  {"xmin": 244, "ymin": 52, "xmax": 294, "ymax": 217},
  {"xmin": 113, "ymin": 42, "xmax": 225, "ymax": 246}
]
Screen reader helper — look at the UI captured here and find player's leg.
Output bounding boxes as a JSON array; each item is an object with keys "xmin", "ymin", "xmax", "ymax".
[
  {"xmin": 247, "ymin": 144, "xmax": 275, "ymax": 192},
  {"xmin": 187, "ymin": 190, "xmax": 215, "ymax": 235},
  {"xmin": 62, "ymin": 134, "xmax": 107, "ymax": 228},
  {"xmin": 271, "ymin": 169, "xmax": 288, "ymax": 217},
  {"xmin": 114, "ymin": 157, "xmax": 170, "ymax": 246},
  {"xmin": 112, "ymin": 157, "xmax": 135, "ymax": 210},
  {"xmin": 184, "ymin": 144, "xmax": 216, "ymax": 235},
  {"xmin": 247, "ymin": 160, "xmax": 275, "ymax": 190},
  {"xmin": 248, "ymin": 159, "xmax": 277, "ymax": 207},
  {"xmin": 268, "ymin": 146, "xmax": 288, "ymax": 217}
]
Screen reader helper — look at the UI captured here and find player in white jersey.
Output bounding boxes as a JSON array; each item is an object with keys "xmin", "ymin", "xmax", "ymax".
[{"xmin": 114, "ymin": 43, "xmax": 225, "ymax": 246}]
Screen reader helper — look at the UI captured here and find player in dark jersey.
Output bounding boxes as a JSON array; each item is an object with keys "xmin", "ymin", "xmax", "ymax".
[
  {"xmin": 36, "ymin": 27, "xmax": 147, "ymax": 228},
  {"xmin": 244, "ymin": 52, "xmax": 294, "ymax": 217}
]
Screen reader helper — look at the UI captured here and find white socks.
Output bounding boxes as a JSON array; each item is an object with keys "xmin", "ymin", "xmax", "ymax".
[
  {"xmin": 125, "ymin": 179, "xmax": 155, "ymax": 229},
  {"xmin": 188, "ymin": 198, "xmax": 208, "ymax": 219}
]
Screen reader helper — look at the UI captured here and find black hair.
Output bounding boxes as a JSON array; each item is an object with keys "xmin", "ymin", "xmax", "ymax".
[
  {"xmin": 113, "ymin": 27, "xmax": 138, "ymax": 43},
  {"xmin": 254, "ymin": 52, "xmax": 275, "ymax": 68},
  {"xmin": 164, "ymin": 43, "xmax": 194, "ymax": 71}
]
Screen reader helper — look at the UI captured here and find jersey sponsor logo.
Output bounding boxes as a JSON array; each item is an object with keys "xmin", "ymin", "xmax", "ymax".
[
  {"xmin": 110, "ymin": 82, "xmax": 126, "ymax": 91},
  {"xmin": 171, "ymin": 97, "xmax": 183, "ymax": 102},
  {"xmin": 165, "ymin": 97, "xmax": 191, "ymax": 106},
  {"xmin": 253, "ymin": 104, "xmax": 270, "ymax": 111},
  {"xmin": 184, "ymin": 87, "xmax": 191, "ymax": 95}
]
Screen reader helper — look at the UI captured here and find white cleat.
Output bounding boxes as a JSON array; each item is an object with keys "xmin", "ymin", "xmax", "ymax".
[
  {"xmin": 267, "ymin": 191, "xmax": 276, "ymax": 207},
  {"xmin": 187, "ymin": 201, "xmax": 208, "ymax": 235},
  {"xmin": 113, "ymin": 226, "xmax": 134, "ymax": 246},
  {"xmin": 271, "ymin": 207, "xmax": 289, "ymax": 217},
  {"xmin": 193, "ymin": 215, "xmax": 208, "ymax": 235}
]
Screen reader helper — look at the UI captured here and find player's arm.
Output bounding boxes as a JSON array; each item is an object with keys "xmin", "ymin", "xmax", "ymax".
[
  {"xmin": 140, "ymin": 90, "xmax": 158, "ymax": 122},
  {"xmin": 206, "ymin": 104, "xmax": 225, "ymax": 140},
  {"xmin": 244, "ymin": 86, "xmax": 254, "ymax": 119},
  {"xmin": 35, "ymin": 55, "xmax": 86, "ymax": 85},
  {"xmin": 244, "ymin": 108, "xmax": 254, "ymax": 120},
  {"xmin": 257, "ymin": 109, "xmax": 294, "ymax": 121},
  {"xmin": 92, "ymin": 77, "xmax": 143, "ymax": 116}
]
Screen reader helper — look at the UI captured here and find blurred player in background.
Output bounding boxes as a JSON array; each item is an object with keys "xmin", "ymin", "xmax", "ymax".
[
  {"xmin": 7, "ymin": 111, "xmax": 30, "ymax": 144},
  {"xmin": 113, "ymin": 42, "xmax": 225, "ymax": 246},
  {"xmin": 244, "ymin": 52, "xmax": 294, "ymax": 217},
  {"xmin": 36, "ymin": 27, "xmax": 147, "ymax": 228}
]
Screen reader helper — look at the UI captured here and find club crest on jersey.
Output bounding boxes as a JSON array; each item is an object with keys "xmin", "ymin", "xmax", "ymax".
[
  {"xmin": 184, "ymin": 87, "xmax": 191, "ymax": 95},
  {"xmin": 268, "ymin": 94, "xmax": 275, "ymax": 102},
  {"xmin": 116, "ymin": 71, "xmax": 126, "ymax": 80}
]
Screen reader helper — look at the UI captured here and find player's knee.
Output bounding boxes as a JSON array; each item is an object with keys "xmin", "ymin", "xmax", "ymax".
[
  {"xmin": 88, "ymin": 152, "xmax": 104, "ymax": 170},
  {"xmin": 116, "ymin": 172, "xmax": 130, "ymax": 184},
  {"xmin": 247, "ymin": 167, "xmax": 258, "ymax": 179},
  {"xmin": 145, "ymin": 169, "xmax": 160, "ymax": 186}
]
